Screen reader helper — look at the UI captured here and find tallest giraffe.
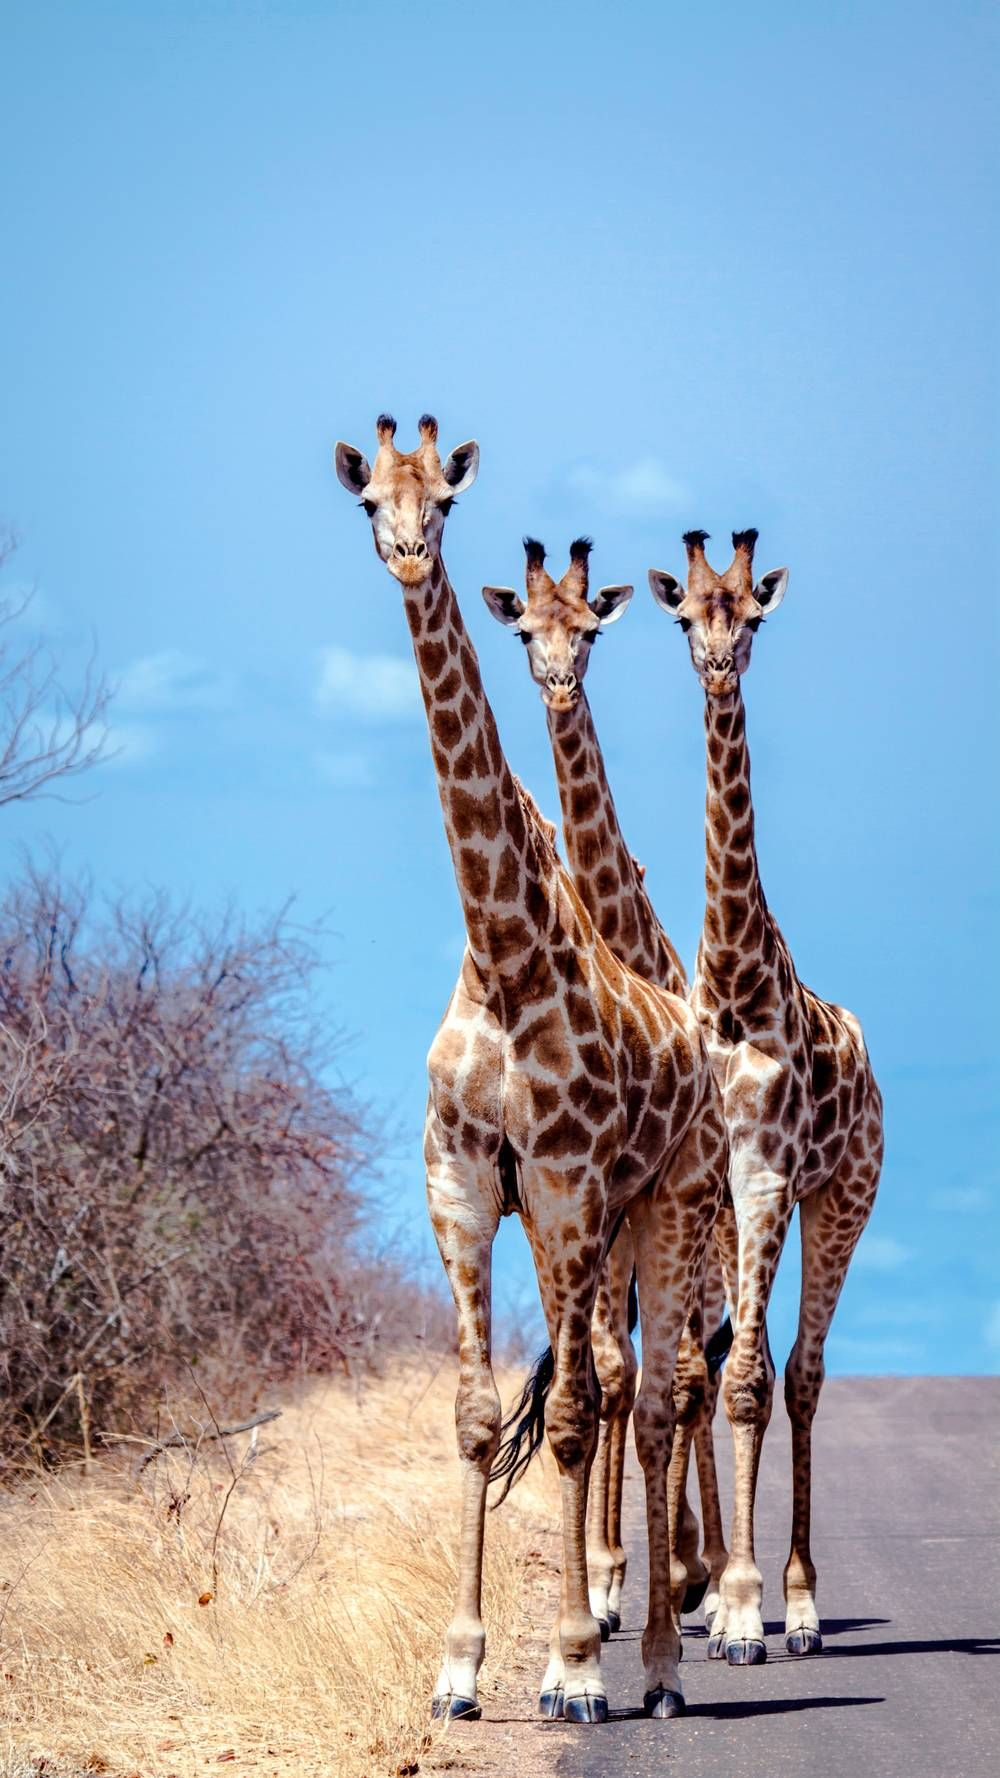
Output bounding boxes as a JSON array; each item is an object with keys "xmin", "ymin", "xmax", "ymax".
[
  {"xmin": 333, "ymin": 416, "xmax": 726, "ymax": 1723},
  {"xmin": 649, "ymin": 526, "xmax": 884, "ymax": 1665}
]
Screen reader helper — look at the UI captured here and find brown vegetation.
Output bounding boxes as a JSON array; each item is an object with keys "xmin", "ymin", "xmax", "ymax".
[
  {"xmin": 0, "ymin": 1361, "xmax": 561, "ymax": 1778},
  {"xmin": 0, "ymin": 867, "xmax": 457, "ymax": 1468}
]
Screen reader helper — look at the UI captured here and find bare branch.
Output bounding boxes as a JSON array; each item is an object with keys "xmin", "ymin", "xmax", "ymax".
[
  {"xmin": 125, "ymin": 1407, "xmax": 282, "ymax": 1475},
  {"xmin": 0, "ymin": 534, "xmax": 111, "ymax": 806}
]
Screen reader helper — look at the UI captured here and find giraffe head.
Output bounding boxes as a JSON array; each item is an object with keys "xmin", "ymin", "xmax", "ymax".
[
  {"xmin": 482, "ymin": 537, "xmax": 632, "ymax": 712},
  {"xmin": 334, "ymin": 414, "xmax": 480, "ymax": 588},
  {"xmin": 648, "ymin": 529, "xmax": 788, "ymax": 697}
]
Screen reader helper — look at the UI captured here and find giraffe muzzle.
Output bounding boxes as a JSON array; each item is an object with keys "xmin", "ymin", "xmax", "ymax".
[
  {"xmin": 389, "ymin": 540, "xmax": 433, "ymax": 587},
  {"xmin": 702, "ymin": 656, "xmax": 738, "ymax": 697},
  {"xmin": 543, "ymin": 670, "xmax": 579, "ymax": 711}
]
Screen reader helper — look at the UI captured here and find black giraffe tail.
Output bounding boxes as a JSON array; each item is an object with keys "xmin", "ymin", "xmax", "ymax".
[
  {"xmin": 705, "ymin": 1314, "xmax": 734, "ymax": 1376},
  {"xmin": 491, "ymin": 1297, "xmax": 734, "ymax": 1506},
  {"xmin": 489, "ymin": 1345, "xmax": 555, "ymax": 1506}
]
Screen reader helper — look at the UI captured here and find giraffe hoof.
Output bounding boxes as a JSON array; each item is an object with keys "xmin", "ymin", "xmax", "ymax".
[
  {"xmin": 563, "ymin": 1692, "xmax": 609, "ymax": 1724},
  {"xmin": 786, "ymin": 1626, "xmax": 823, "ymax": 1656},
  {"xmin": 707, "ymin": 1632, "xmax": 728, "ymax": 1660},
  {"xmin": 606, "ymin": 1610, "xmax": 621, "ymax": 1634},
  {"xmin": 597, "ymin": 1616, "xmax": 611, "ymax": 1643},
  {"xmin": 431, "ymin": 1694, "xmax": 481, "ymax": 1720},
  {"xmin": 538, "ymin": 1686, "xmax": 564, "ymax": 1718},
  {"xmin": 643, "ymin": 1686, "xmax": 686, "ymax": 1719},
  {"xmin": 726, "ymin": 1638, "xmax": 767, "ymax": 1666},
  {"xmin": 682, "ymin": 1574, "xmax": 710, "ymax": 1615}
]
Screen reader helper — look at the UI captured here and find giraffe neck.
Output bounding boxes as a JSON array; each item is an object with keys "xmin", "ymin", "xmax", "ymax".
[
  {"xmin": 547, "ymin": 695, "xmax": 685, "ymax": 992},
  {"xmin": 700, "ymin": 689, "xmax": 770, "ymax": 984},
  {"xmin": 403, "ymin": 557, "xmax": 550, "ymax": 980}
]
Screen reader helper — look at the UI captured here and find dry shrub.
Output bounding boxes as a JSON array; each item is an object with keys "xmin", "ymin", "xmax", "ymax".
[
  {"xmin": 0, "ymin": 1361, "xmax": 560, "ymax": 1778},
  {"xmin": 0, "ymin": 867, "xmax": 452, "ymax": 1470}
]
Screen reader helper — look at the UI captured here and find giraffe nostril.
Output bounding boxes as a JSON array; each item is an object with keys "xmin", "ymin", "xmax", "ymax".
[
  {"xmin": 394, "ymin": 543, "xmax": 408, "ymax": 559},
  {"xmin": 413, "ymin": 540, "xmax": 428, "ymax": 559}
]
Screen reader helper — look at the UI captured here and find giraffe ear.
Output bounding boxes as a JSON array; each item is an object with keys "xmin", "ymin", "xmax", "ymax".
[
  {"xmin": 441, "ymin": 440, "xmax": 480, "ymax": 494},
  {"xmin": 482, "ymin": 585, "xmax": 525, "ymax": 627},
  {"xmin": 589, "ymin": 584, "xmax": 633, "ymax": 627},
  {"xmin": 334, "ymin": 442, "xmax": 372, "ymax": 496},
  {"xmin": 754, "ymin": 567, "xmax": 788, "ymax": 613},
  {"xmin": 648, "ymin": 569, "xmax": 684, "ymax": 612}
]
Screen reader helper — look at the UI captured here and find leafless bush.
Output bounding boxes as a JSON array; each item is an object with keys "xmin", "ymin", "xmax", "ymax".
[
  {"xmin": 0, "ymin": 526, "xmax": 110, "ymax": 806},
  {"xmin": 0, "ymin": 867, "xmax": 447, "ymax": 1469}
]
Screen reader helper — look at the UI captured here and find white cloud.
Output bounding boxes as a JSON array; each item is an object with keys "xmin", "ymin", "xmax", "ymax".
[
  {"xmin": 118, "ymin": 649, "xmax": 234, "ymax": 714},
  {"xmin": 985, "ymin": 1302, "xmax": 1000, "ymax": 1354},
  {"xmin": 103, "ymin": 721, "xmax": 158, "ymax": 767},
  {"xmin": 314, "ymin": 748, "xmax": 373, "ymax": 789},
  {"xmin": 566, "ymin": 455, "xmax": 690, "ymax": 516},
  {"xmin": 315, "ymin": 647, "xmax": 420, "ymax": 721},
  {"xmin": 929, "ymin": 1185, "xmax": 989, "ymax": 1213},
  {"xmin": 856, "ymin": 1301, "xmax": 943, "ymax": 1328},
  {"xmin": 853, "ymin": 1232, "xmax": 913, "ymax": 1272}
]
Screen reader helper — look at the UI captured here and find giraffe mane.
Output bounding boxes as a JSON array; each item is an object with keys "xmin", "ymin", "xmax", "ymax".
[{"xmin": 512, "ymin": 777, "xmax": 559, "ymax": 867}]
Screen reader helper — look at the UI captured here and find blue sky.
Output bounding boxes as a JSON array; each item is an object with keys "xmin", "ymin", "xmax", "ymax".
[{"xmin": 2, "ymin": 0, "xmax": 996, "ymax": 1373}]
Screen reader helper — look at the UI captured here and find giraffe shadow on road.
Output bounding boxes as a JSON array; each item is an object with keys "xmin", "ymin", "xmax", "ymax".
[
  {"xmin": 761, "ymin": 1616, "xmax": 891, "ymax": 1637},
  {"xmin": 602, "ymin": 1695, "xmax": 885, "ymax": 1723},
  {"xmin": 819, "ymin": 1634, "xmax": 1000, "ymax": 1659}
]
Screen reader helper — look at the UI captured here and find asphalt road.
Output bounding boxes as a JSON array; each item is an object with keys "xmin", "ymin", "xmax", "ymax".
[{"xmin": 549, "ymin": 1376, "xmax": 1000, "ymax": 1778}]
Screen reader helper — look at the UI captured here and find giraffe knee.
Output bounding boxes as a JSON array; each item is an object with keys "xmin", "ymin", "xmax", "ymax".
[
  {"xmin": 723, "ymin": 1333, "xmax": 774, "ymax": 1428},
  {"xmin": 545, "ymin": 1372, "xmax": 600, "ymax": 1471},
  {"xmin": 632, "ymin": 1387, "xmax": 676, "ymax": 1472},
  {"xmin": 596, "ymin": 1340, "xmax": 637, "ymax": 1422},
  {"xmin": 784, "ymin": 1342, "xmax": 824, "ymax": 1427},
  {"xmin": 455, "ymin": 1373, "xmax": 502, "ymax": 1467},
  {"xmin": 672, "ymin": 1345, "xmax": 708, "ymax": 1429}
]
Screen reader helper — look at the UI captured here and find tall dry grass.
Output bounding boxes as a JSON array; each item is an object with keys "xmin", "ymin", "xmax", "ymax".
[{"xmin": 0, "ymin": 1361, "xmax": 560, "ymax": 1778}]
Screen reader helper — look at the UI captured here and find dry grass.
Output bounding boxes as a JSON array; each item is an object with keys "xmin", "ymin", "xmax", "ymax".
[{"xmin": 0, "ymin": 1360, "xmax": 560, "ymax": 1778}]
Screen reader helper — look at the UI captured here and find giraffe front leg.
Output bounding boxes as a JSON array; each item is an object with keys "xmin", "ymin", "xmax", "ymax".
[
  {"xmin": 671, "ymin": 1316, "xmax": 712, "ymax": 1617},
  {"xmin": 426, "ymin": 1148, "xmax": 501, "ymax": 1722},
  {"xmin": 584, "ymin": 1266, "xmax": 617, "ymax": 1641},
  {"xmin": 695, "ymin": 1236, "xmax": 731, "ymax": 1627},
  {"xmin": 586, "ymin": 1228, "xmax": 636, "ymax": 1636},
  {"xmin": 627, "ymin": 1195, "xmax": 694, "ymax": 1719},
  {"xmin": 714, "ymin": 1169, "xmax": 792, "ymax": 1668},
  {"xmin": 525, "ymin": 1174, "xmax": 607, "ymax": 1725},
  {"xmin": 629, "ymin": 1099, "xmax": 726, "ymax": 1718},
  {"xmin": 784, "ymin": 1103, "xmax": 881, "ymax": 1656}
]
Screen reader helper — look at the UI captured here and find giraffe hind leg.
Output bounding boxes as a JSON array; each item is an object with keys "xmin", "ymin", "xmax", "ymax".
[{"xmin": 783, "ymin": 1090, "xmax": 882, "ymax": 1655}]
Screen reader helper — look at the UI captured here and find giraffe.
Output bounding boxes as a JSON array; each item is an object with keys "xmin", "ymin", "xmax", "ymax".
[
  {"xmin": 333, "ymin": 415, "xmax": 728, "ymax": 1723},
  {"xmin": 648, "ymin": 526, "xmax": 884, "ymax": 1664},
  {"xmin": 482, "ymin": 535, "xmax": 731, "ymax": 1631}
]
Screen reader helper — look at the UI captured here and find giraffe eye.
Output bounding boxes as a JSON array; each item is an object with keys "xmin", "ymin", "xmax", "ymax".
[
  {"xmin": 583, "ymin": 629, "xmax": 600, "ymax": 644},
  {"xmin": 438, "ymin": 497, "xmax": 454, "ymax": 517},
  {"xmin": 361, "ymin": 499, "xmax": 377, "ymax": 518},
  {"xmin": 517, "ymin": 629, "xmax": 532, "ymax": 646},
  {"xmin": 745, "ymin": 615, "xmax": 763, "ymax": 633},
  {"xmin": 675, "ymin": 617, "xmax": 692, "ymax": 633}
]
